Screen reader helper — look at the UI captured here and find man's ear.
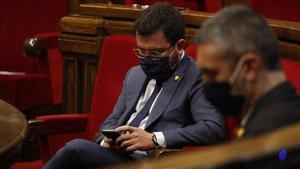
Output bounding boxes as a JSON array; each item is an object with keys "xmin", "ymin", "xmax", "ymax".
[
  {"xmin": 176, "ymin": 39, "xmax": 186, "ymax": 54},
  {"xmin": 243, "ymin": 52, "xmax": 262, "ymax": 82}
]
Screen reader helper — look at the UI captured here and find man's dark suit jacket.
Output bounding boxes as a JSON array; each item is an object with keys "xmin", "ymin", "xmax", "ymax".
[
  {"xmin": 244, "ymin": 81, "xmax": 300, "ymax": 137},
  {"xmin": 97, "ymin": 56, "xmax": 225, "ymax": 149}
]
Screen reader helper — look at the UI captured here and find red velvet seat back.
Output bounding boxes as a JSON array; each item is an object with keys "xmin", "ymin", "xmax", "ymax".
[
  {"xmin": 87, "ymin": 35, "xmax": 139, "ymax": 139},
  {"xmin": 0, "ymin": 0, "xmax": 67, "ymax": 73},
  {"xmin": 251, "ymin": 0, "xmax": 300, "ymax": 22},
  {"xmin": 281, "ymin": 58, "xmax": 300, "ymax": 94},
  {"xmin": 35, "ymin": 32, "xmax": 63, "ymax": 105}
]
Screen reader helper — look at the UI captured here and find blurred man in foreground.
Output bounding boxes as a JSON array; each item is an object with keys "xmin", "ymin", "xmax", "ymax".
[{"xmin": 196, "ymin": 5, "xmax": 300, "ymax": 138}]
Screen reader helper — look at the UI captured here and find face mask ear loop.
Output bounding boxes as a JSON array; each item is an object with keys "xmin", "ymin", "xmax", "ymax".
[
  {"xmin": 229, "ymin": 56, "xmax": 252, "ymax": 117},
  {"xmin": 229, "ymin": 57, "xmax": 246, "ymax": 85},
  {"xmin": 169, "ymin": 44, "xmax": 180, "ymax": 69}
]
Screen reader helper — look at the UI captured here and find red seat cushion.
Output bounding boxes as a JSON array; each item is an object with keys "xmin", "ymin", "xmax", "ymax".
[
  {"xmin": 10, "ymin": 160, "xmax": 43, "ymax": 169},
  {"xmin": 0, "ymin": 73, "xmax": 52, "ymax": 110}
]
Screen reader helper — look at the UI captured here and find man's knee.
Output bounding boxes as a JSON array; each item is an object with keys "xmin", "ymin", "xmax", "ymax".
[
  {"xmin": 63, "ymin": 138, "xmax": 92, "ymax": 154},
  {"xmin": 44, "ymin": 139, "xmax": 91, "ymax": 169}
]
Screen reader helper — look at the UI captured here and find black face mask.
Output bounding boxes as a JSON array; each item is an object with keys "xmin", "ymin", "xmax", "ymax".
[
  {"xmin": 140, "ymin": 55, "xmax": 178, "ymax": 82},
  {"xmin": 203, "ymin": 82, "xmax": 245, "ymax": 117},
  {"xmin": 202, "ymin": 56, "xmax": 248, "ymax": 117}
]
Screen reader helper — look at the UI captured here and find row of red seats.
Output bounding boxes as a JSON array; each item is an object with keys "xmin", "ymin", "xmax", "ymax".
[
  {"xmin": 11, "ymin": 35, "xmax": 300, "ymax": 169},
  {"xmin": 0, "ymin": 0, "xmax": 67, "ymax": 112},
  {"xmin": 1, "ymin": 0, "xmax": 298, "ymax": 113}
]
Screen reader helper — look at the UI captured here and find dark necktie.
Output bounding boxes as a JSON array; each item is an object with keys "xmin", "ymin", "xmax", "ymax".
[{"xmin": 129, "ymin": 82, "xmax": 162, "ymax": 127}]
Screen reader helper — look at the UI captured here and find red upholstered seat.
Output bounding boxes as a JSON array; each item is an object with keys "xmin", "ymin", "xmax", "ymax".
[
  {"xmin": 251, "ymin": 0, "xmax": 300, "ymax": 22},
  {"xmin": 34, "ymin": 32, "xmax": 63, "ymax": 105},
  {"xmin": 10, "ymin": 161, "xmax": 43, "ymax": 169},
  {"xmin": 0, "ymin": 74, "xmax": 52, "ymax": 110},
  {"xmin": 0, "ymin": 1, "xmax": 66, "ymax": 111},
  {"xmin": 281, "ymin": 58, "xmax": 300, "ymax": 94},
  {"xmin": 11, "ymin": 35, "xmax": 139, "ymax": 169},
  {"xmin": 87, "ymin": 35, "xmax": 139, "ymax": 139}
]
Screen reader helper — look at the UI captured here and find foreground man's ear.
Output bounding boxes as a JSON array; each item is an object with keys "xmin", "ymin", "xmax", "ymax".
[{"xmin": 242, "ymin": 52, "xmax": 263, "ymax": 82}]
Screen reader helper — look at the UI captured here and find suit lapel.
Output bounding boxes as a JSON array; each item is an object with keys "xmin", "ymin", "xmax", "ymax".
[
  {"xmin": 118, "ymin": 68, "xmax": 147, "ymax": 125},
  {"xmin": 145, "ymin": 56, "xmax": 190, "ymax": 129}
]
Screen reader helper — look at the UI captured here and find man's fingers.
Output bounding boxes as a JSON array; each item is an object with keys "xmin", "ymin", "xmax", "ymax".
[
  {"xmin": 103, "ymin": 137, "xmax": 113, "ymax": 143},
  {"xmin": 120, "ymin": 139, "xmax": 137, "ymax": 148},
  {"xmin": 115, "ymin": 125, "xmax": 136, "ymax": 133},
  {"xmin": 115, "ymin": 133, "xmax": 134, "ymax": 144},
  {"xmin": 126, "ymin": 144, "xmax": 138, "ymax": 152}
]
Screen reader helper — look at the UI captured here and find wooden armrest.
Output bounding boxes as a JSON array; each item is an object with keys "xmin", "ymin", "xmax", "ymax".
[
  {"xmin": 149, "ymin": 148, "xmax": 182, "ymax": 160},
  {"xmin": 23, "ymin": 37, "xmax": 47, "ymax": 58},
  {"xmin": 27, "ymin": 114, "xmax": 89, "ymax": 137},
  {"xmin": 23, "ymin": 114, "xmax": 89, "ymax": 162},
  {"xmin": 23, "ymin": 32, "xmax": 59, "ymax": 58}
]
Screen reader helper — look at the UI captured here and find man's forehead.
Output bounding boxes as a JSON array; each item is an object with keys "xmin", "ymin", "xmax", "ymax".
[
  {"xmin": 136, "ymin": 31, "xmax": 169, "ymax": 48},
  {"xmin": 197, "ymin": 43, "xmax": 223, "ymax": 58},
  {"xmin": 197, "ymin": 44, "xmax": 228, "ymax": 69}
]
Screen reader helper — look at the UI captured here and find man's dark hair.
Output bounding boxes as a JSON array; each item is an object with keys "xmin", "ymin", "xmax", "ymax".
[
  {"xmin": 196, "ymin": 5, "xmax": 281, "ymax": 70},
  {"xmin": 135, "ymin": 2, "xmax": 185, "ymax": 45}
]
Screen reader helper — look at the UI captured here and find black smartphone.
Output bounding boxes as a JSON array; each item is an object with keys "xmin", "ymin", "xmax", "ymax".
[{"xmin": 101, "ymin": 129, "xmax": 121, "ymax": 141}]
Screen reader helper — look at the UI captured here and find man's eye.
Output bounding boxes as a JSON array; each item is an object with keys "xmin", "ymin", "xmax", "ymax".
[{"xmin": 149, "ymin": 51, "xmax": 161, "ymax": 56}]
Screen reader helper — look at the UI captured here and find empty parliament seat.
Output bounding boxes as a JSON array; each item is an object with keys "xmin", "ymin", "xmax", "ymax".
[
  {"xmin": 11, "ymin": 35, "xmax": 138, "ymax": 169},
  {"xmin": 0, "ymin": 0, "xmax": 66, "ymax": 112}
]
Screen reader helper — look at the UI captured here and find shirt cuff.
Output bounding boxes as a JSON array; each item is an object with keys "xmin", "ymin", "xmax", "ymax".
[
  {"xmin": 100, "ymin": 139, "xmax": 105, "ymax": 146},
  {"xmin": 153, "ymin": 132, "xmax": 167, "ymax": 148}
]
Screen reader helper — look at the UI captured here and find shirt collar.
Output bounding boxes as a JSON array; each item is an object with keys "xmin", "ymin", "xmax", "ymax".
[{"xmin": 181, "ymin": 51, "xmax": 185, "ymax": 59}]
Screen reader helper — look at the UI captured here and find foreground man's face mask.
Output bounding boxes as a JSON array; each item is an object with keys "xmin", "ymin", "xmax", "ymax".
[
  {"xmin": 203, "ymin": 58, "xmax": 246, "ymax": 117},
  {"xmin": 140, "ymin": 46, "xmax": 180, "ymax": 82}
]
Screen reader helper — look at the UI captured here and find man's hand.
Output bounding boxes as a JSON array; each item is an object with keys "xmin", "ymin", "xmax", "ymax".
[
  {"xmin": 101, "ymin": 137, "xmax": 116, "ymax": 149},
  {"xmin": 115, "ymin": 126, "xmax": 155, "ymax": 152}
]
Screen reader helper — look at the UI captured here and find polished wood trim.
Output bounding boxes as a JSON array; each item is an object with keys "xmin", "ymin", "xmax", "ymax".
[
  {"xmin": 0, "ymin": 100, "xmax": 27, "ymax": 155},
  {"xmin": 79, "ymin": 3, "xmax": 300, "ymax": 42},
  {"xmin": 278, "ymin": 41, "xmax": 300, "ymax": 62},
  {"xmin": 79, "ymin": 3, "xmax": 142, "ymax": 20},
  {"xmin": 108, "ymin": 123, "xmax": 300, "ymax": 169},
  {"xmin": 69, "ymin": 0, "xmax": 81, "ymax": 14},
  {"xmin": 60, "ymin": 15, "xmax": 104, "ymax": 34},
  {"xmin": 223, "ymin": 0, "xmax": 250, "ymax": 6}
]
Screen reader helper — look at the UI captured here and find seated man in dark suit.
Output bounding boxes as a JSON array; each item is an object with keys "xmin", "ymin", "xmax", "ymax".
[
  {"xmin": 196, "ymin": 5, "xmax": 300, "ymax": 138},
  {"xmin": 44, "ymin": 3, "xmax": 224, "ymax": 169}
]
